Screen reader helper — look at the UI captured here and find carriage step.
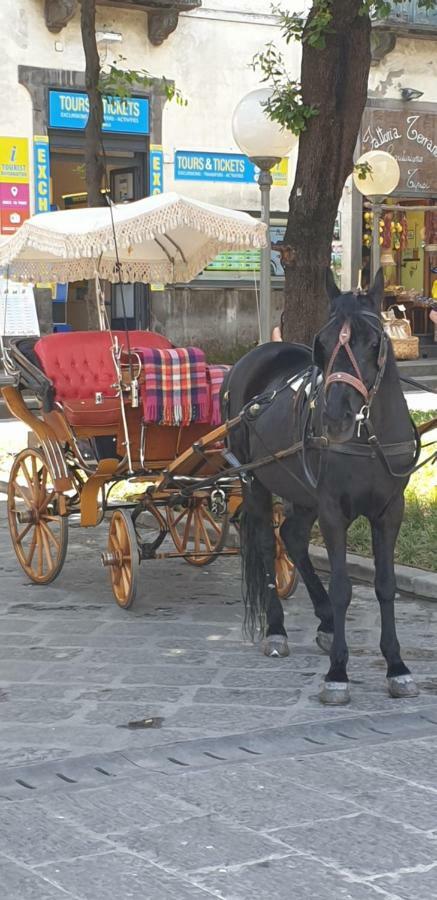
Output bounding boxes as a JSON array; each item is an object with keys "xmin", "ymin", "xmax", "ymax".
[{"xmin": 1, "ymin": 705, "xmax": 437, "ymax": 799}]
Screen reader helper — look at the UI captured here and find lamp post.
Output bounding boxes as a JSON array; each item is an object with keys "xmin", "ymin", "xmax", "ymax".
[
  {"xmin": 232, "ymin": 88, "xmax": 297, "ymax": 342},
  {"xmin": 353, "ymin": 150, "xmax": 400, "ymax": 281}
]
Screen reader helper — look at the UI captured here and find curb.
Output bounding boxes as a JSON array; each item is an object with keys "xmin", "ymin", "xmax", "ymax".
[
  {"xmin": 308, "ymin": 544, "xmax": 437, "ymax": 602},
  {"xmin": 223, "ymin": 528, "xmax": 437, "ymax": 602}
]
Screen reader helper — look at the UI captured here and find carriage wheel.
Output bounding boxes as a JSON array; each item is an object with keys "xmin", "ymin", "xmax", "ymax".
[
  {"xmin": 167, "ymin": 498, "xmax": 230, "ymax": 566},
  {"xmin": 103, "ymin": 510, "xmax": 140, "ymax": 609},
  {"xmin": 8, "ymin": 448, "xmax": 68, "ymax": 585},
  {"xmin": 273, "ymin": 503, "xmax": 299, "ymax": 599}
]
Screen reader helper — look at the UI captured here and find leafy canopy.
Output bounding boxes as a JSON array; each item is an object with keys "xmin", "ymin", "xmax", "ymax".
[
  {"xmin": 99, "ymin": 55, "xmax": 187, "ymax": 106},
  {"xmin": 254, "ymin": 0, "xmax": 437, "ymax": 136}
]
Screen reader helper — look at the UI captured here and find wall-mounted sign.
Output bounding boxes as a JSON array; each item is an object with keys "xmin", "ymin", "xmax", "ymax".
[
  {"xmin": 0, "ymin": 183, "xmax": 30, "ymax": 234},
  {"xmin": 0, "ymin": 137, "xmax": 29, "ymax": 184},
  {"xmin": 174, "ymin": 151, "xmax": 289, "ymax": 186},
  {"xmin": 48, "ymin": 91, "xmax": 150, "ymax": 135},
  {"xmin": 361, "ymin": 105, "xmax": 437, "ymax": 196},
  {"xmin": 33, "ymin": 136, "xmax": 51, "ymax": 214},
  {"xmin": 149, "ymin": 144, "xmax": 164, "ymax": 195}
]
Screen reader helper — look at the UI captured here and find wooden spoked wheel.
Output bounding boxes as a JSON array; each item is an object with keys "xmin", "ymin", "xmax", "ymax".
[
  {"xmin": 8, "ymin": 448, "xmax": 68, "ymax": 585},
  {"xmin": 273, "ymin": 503, "xmax": 299, "ymax": 599},
  {"xmin": 167, "ymin": 498, "xmax": 230, "ymax": 566},
  {"xmin": 104, "ymin": 510, "xmax": 140, "ymax": 609}
]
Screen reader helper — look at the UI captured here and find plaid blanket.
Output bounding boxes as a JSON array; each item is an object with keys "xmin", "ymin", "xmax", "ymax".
[
  {"xmin": 139, "ymin": 346, "xmax": 209, "ymax": 426},
  {"xmin": 207, "ymin": 364, "xmax": 230, "ymax": 426}
]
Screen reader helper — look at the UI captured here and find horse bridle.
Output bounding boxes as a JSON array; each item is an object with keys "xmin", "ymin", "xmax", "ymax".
[{"xmin": 318, "ymin": 310, "xmax": 388, "ymax": 430}]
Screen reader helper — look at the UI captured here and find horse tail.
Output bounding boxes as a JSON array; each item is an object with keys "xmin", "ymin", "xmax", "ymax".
[{"xmin": 239, "ymin": 506, "xmax": 267, "ymax": 639}]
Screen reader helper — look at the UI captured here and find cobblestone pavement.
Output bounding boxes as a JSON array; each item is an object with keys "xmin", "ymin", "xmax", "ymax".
[{"xmin": 1, "ymin": 499, "xmax": 437, "ymax": 900}]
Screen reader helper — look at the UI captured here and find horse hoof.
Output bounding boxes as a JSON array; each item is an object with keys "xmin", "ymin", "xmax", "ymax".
[
  {"xmin": 387, "ymin": 675, "xmax": 420, "ymax": 699},
  {"xmin": 262, "ymin": 635, "xmax": 289, "ymax": 658},
  {"xmin": 319, "ymin": 681, "xmax": 351, "ymax": 705},
  {"xmin": 316, "ymin": 631, "xmax": 333, "ymax": 654}
]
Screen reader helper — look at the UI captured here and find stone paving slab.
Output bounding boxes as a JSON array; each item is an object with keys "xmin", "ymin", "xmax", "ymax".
[
  {"xmin": 375, "ymin": 865, "xmax": 437, "ymax": 899},
  {"xmin": 39, "ymin": 853, "xmax": 215, "ymax": 900},
  {"xmin": 196, "ymin": 856, "xmax": 387, "ymax": 900},
  {"xmin": 275, "ymin": 811, "xmax": 437, "ymax": 878},
  {"xmin": 0, "ymin": 858, "xmax": 77, "ymax": 900}
]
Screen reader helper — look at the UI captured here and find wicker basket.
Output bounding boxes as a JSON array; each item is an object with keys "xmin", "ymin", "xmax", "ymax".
[{"xmin": 390, "ymin": 335, "xmax": 419, "ymax": 360}]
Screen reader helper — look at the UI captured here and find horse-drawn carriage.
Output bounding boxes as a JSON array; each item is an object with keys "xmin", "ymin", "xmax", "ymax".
[
  {"xmin": 3, "ymin": 328, "xmax": 297, "ymax": 606},
  {"xmin": 0, "ymin": 195, "xmax": 297, "ymax": 608}
]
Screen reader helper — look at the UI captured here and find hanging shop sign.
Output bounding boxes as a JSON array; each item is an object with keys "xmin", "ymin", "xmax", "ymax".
[
  {"xmin": 48, "ymin": 91, "xmax": 150, "ymax": 134},
  {"xmin": 0, "ymin": 137, "xmax": 29, "ymax": 183},
  {"xmin": 33, "ymin": 136, "xmax": 51, "ymax": 214},
  {"xmin": 149, "ymin": 144, "xmax": 164, "ymax": 195},
  {"xmin": 361, "ymin": 105, "xmax": 437, "ymax": 196},
  {"xmin": 174, "ymin": 150, "xmax": 289, "ymax": 185}
]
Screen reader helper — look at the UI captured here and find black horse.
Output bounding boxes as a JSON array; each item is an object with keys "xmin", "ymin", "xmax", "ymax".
[{"xmin": 223, "ymin": 270, "xmax": 420, "ymax": 704}]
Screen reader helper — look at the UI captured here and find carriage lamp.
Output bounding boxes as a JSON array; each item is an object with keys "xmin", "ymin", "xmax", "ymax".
[
  {"xmin": 232, "ymin": 88, "xmax": 297, "ymax": 342},
  {"xmin": 353, "ymin": 150, "xmax": 400, "ymax": 280}
]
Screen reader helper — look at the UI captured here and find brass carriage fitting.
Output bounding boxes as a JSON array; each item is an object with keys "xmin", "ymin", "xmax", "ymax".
[{"xmin": 95, "ymin": 392, "xmax": 103, "ymax": 405}]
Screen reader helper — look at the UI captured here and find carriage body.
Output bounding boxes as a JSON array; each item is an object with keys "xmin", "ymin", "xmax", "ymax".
[{"xmin": 3, "ymin": 329, "xmax": 297, "ymax": 607}]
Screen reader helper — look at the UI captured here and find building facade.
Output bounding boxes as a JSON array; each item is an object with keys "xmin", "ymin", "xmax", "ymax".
[
  {"xmin": 1, "ymin": 1, "xmax": 436, "ymax": 349},
  {"xmin": 343, "ymin": 6, "xmax": 437, "ymax": 340},
  {"xmin": 0, "ymin": 0, "xmax": 303, "ymax": 351}
]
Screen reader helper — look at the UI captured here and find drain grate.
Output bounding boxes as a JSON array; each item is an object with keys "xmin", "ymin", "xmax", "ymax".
[{"xmin": 1, "ymin": 705, "xmax": 437, "ymax": 800}]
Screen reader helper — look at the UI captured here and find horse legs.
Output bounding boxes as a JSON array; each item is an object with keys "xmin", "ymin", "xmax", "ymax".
[
  {"xmin": 371, "ymin": 496, "xmax": 419, "ymax": 698},
  {"xmin": 240, "ymin": 480, "xmax": 288, "ymax": 658},
  {"xmin": 318, "ymin": 508, "xmax": 352, "ymax": 705},
  {"xmin": 280, "ymin": 506, "xmax": 334, "ymax": 650}
]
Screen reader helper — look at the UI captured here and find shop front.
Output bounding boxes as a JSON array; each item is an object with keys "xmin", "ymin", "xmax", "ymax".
[
  {"xmin": 20, "ymin": 67, "xmax": 167, "ymax": 333},
  {"xmin": 360, "ymin": 100, "xmax": 437, "ymax": 338}
]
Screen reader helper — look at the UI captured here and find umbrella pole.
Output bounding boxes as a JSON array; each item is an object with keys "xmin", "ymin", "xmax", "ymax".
[{"xmin": 94, "ymin": 272, "xmax": 106, "ymax": 331}]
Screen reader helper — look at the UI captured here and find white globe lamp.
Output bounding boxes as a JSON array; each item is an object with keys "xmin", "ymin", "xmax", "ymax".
[
  {"xmin": 353, "ymin": 150, "xmax": 400, "ymax": 280},
  {"xmin": 232, "ymin": 88, "xmax": 298, "ymax": 343}
]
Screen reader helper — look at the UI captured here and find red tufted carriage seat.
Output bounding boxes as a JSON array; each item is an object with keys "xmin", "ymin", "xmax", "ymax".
[{"xmin": 33, "ymin": 330, "xmax": 173, "ymax": 427}]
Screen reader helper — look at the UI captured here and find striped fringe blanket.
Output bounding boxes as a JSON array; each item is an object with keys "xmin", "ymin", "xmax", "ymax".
[
  {"xmin": 207, "ymin": 364, "xmax": 230, "ymax": 426},
  {"xmin": 139, "ymin": 347, "xmax": 209, "ymax": 426}
]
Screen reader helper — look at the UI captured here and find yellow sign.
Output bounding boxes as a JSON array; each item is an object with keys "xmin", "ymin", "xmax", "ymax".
[
  {"xmin": 0, "ymin": 137, "xmax": 29, "ymax": 183},
  {"xmin": 271, "ymin": 158, "xmax": 288, "ymax": 187}
]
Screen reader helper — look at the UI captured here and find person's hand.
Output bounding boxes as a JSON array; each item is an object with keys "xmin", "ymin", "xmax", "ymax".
[{"xmin": 430, "ymin": 308, "xmax": 437, "ymax": 326}]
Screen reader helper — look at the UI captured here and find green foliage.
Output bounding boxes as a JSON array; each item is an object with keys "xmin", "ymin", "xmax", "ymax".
[
  {"xmin": 99, "ymin": 55, "xmax": 187, "ymax": 106},
  {"xmin": 354, "ymin": 161, "xmax": 372, "ymax": 180},
  {"xmin": 255, "ymin": 0, "xmax": 437, "ymax": 141},
  {"xmin": 252, "ymin": 43, "xmax": 318, "ymax": 135}
]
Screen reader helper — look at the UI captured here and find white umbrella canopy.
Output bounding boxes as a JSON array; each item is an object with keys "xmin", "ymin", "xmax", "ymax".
[{"xmin": 0, "ymin": 192, "xmax": 267, "ymax": 284}]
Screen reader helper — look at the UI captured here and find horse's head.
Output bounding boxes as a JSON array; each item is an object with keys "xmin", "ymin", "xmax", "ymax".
[{"xmin": 313, "ymin": 268, "xmax": 387, "ymax": 443}]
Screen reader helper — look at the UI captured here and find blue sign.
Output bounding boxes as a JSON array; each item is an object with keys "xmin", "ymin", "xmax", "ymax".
[
  {"xmin": 33, "ymin": 136, "xmax": 51, "ymax": 214},
  {"xmin": 174, "ymin": 151, "xmax": 256, "ymax": 183},
  {"xmin": 149, "ymin": 144, "xmax": 164, "ymax": 195},
  {"xmin": 48, "ymin": 91, "xmax": 149, "ymax": 134}
]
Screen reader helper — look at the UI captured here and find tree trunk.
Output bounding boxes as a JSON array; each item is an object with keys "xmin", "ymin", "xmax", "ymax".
[
  {"xmin": 282, "ymin": 0, "xmax": 371, "ymax": 346},
  {"xmin": 80, "ymin": 0, "xmax": 105, "ymax": 208}
]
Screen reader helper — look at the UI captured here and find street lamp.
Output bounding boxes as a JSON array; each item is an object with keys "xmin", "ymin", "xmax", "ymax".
[
  {"xmin": 353, "ymin": 150, "xmax": 400, "ymax": 281},
  {"xmin": 232, "ymin": 88, "xmax": 297, "ymax": 342}
]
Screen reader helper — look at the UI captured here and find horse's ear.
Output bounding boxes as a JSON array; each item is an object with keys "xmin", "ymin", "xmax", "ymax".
[
  {"xmin": 325, "ymin": 267, "xmax": 341, "ymax": 305},
  {"xmin": 368, "ymin": 267, "xmax": 384, "ymax": 311}
]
